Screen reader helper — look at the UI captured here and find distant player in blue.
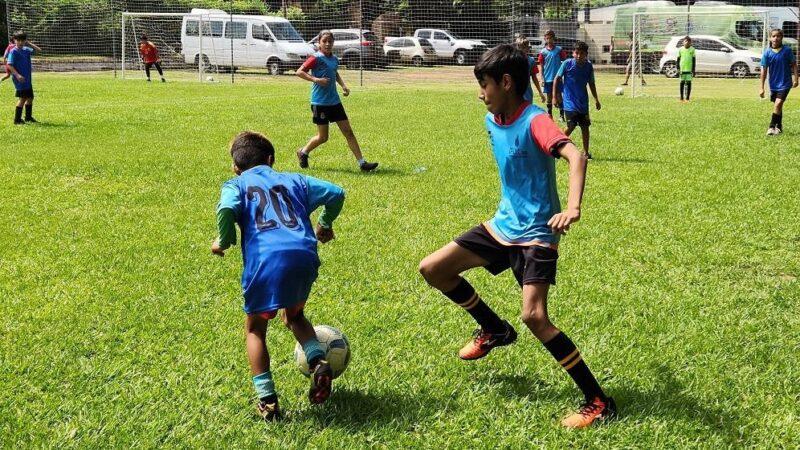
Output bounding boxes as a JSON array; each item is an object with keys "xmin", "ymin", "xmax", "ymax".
[
  {"xmin": 537, "ymin": 29, "xmax": 568, "ymax": 120},
  {"xmin": 6, "ymin": 31, "xmax": 42, "ymax": 125},
  {"xmin": 419, "ymin": 44, "xmax": 615, "ymax": 428},
  {"xmin": 515, "ymin": 37, "xmax": 545, "ymax": 104},
  {"xmin": 759, "ymin": 29, "xmax": 798, "ymax": 136},
  {"xmin": 554, "ymin": 41, "xmax": 601, "ymax": 159},
  {"xmin": 212, "ymin": 131, "xmax": 346, "ymax": 422},
  {"xmin": 296, "ymin": 30, "xmax": 378, "ymax": 171}
]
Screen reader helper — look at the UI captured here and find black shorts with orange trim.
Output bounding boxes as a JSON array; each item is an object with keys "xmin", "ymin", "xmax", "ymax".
[{"xmin": 454, "ymin": 224, "xmax": 559, "ymax": 285}]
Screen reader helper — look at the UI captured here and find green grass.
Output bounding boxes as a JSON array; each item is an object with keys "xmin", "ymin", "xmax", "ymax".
[{"xmin": 1, "ymin": 71, "xmax": 799, "ymax": 448}]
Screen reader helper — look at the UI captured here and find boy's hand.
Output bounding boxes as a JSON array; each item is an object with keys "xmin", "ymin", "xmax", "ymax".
[
  {"xmin": 211, "ymin": 238, "xmax": 226, "ymax": 257},
  {"xmin": 759, "ymin": 87, "xmax": 765, "ymax": 98},
  {"xmin": 342, "ymin": 86, "xmax": 350, "ymax": 97},
  {"xmin": 794, "ymin": 79, "xmax": 799, "ymax": 88},
  {"xmin": 547, "ymin": 208, "xmax": 581, "ymax": 234},
  {"xmin": 595, "ymin": 100, "xmax": 602, "ymax": 110},
  {"xmin": 315, "ymin": 224, "xmax": 335, "ymax": 243},
  {"xmin": 15, "ymin": 74, "xmax": 25, "ymax": 83},
  {"xmin": 314, "ymin": 77, "xmax": 330, "ymax": 87}
]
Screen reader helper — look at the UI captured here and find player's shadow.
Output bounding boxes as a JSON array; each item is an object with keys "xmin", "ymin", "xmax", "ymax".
[
  {"xmin": 493, "ymin": 364, "xmax": 743, "ymax": 445},
  {"xmin": 302, "ymin": 387, "xmax": 430, "ymax": 430},
  {"xmin": 590, "ymin": 157, "xmax": 655, "ymax": 164},
  {"xmin": 23, "ymin": 121, "xmax": 75, "ymax": 128},
  {"xmin": 313, "ymin": 166, "xmax": 411, "ymax": 177}
]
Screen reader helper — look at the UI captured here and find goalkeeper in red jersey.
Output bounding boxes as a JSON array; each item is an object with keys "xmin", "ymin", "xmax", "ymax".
[{"xmin": 138, "ymin": 34, "xmax": 165, "ymax": 82}]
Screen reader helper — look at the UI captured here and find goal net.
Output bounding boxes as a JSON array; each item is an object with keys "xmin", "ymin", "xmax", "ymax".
[{"xmin": 628, "ymin": 7, "xmax": 769, "ymax": 97}]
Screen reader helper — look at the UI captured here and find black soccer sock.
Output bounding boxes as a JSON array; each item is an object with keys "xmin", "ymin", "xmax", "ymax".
[
  {"xmin": 155, "ymin": 62, "xmax": 164, "ymax": 77},
  {"xmin": 547, "ymin": 103, "xmax": 553, "ymax": 117},
  {"xmin": 679, "ymin": 81, "xmax": 685, "ymax": 100},
  {"xmin": 259, "ymin": 393, "xmax": 278, "ymax": 404},
  {"xmin": 777, "ymin": 113, "xmax": 783, "ymax": 130},
  {"xmin": 145, "ymin": 66, "xmax": 151, "ymax": 79},
  {"xmin": 543, "ymin": 332, "xmax": 605, "ymax": 401},
  {"xmin": 770, "ymin": 113, "xmax": 779, "ymax": 128},
  {"xmin": 24, "ymin": 104, "xmax": 32, "ymax": 120},
  {"xmin": 443, "ymin": 278, "xmax": 505, "ymax": 334},
  {"xmin": 686, "ymin": 81, "xmax": 692, "ymax": 100},
  {"xmin": 14, "ymin": 106, "xmax": 22, "ymax": 122}
]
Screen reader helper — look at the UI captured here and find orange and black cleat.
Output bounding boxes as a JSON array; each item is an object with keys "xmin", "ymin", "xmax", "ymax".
[
  {"xmin": 309, "ymin": 360, "xmax": 333, "ymax": 404},
  {"xmin": 561, "ymin": 396, "xmax": 617, "ymax": 428},
  {"xmin": 458, "ymin": 321, "xmax": 517, "ymax": 360}
]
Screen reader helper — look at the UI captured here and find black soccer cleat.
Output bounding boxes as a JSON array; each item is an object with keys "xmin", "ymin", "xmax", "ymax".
[
  {"xmin": 458, "ymin": 320, "xmax": 517, "ymax": 360},
  {"xmin": 256, "ymin": 399, "xmax": 283, "ymax": 422},
  {"xmin": 297, "ymin": 149, "xmax": 309, "ymax": 169},
  {"xmin": 359, "ymin": 161, "xmax": 378, "ymax": 172},
  {"xmin": 308, "ymin": 359, "xmax": 333, "ymax": 404},
  {"xmin": 25, "ymin": 117, "xmax": 37, "ymax": 123},
  {"xmin": 14, "ymin": 120, "xmax": 25, "ymax": 125}
]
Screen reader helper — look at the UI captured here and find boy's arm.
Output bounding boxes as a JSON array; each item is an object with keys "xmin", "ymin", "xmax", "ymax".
[
  {"xmin": 28, "ymin": 42, "xmax": 41, "ymax": 52},
  {"xmin": 336, "ymin": 72, "xmax": 350, "ymax": 96},
  {"xmin": 5, "ymin": 54, "xmax": 22, "ymax": 81},
  {"xmin": 212, "ymin": 182, "xmax": 242, "ymax": 256},
  {"xmin": 589, "ymin": 66, "xmax": 600, "ymax": 110},
  {"xmin": 759, "ymin": 51, "xmax": 768, "ymax": 97},
  {"xmin": 793, "ymin": 60, "xmax": 798, "ymax": 88},
  {"xmin": 553, "ymin": 76, "xmax": 562, "ymax": 105},
  {"xmin": 531, "ymin": 75, "xmax": 545, "ymax": 102},
  {"xmin": 305, "ymin": 176, "xmax": 345, "ymax": 243},
  {"xmin": 296, "ymin": 55, "xmax": 328, "ymax": 86},
  {"xmin": 547, "ymin": 143, "xmax": 587, "ymax": 234},
  {"xmin": 691, "ymin": 54, "xmax": 696, "ymax": 76}
]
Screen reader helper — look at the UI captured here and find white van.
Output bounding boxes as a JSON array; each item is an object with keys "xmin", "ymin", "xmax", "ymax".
[{"xmin": 181, "ymin": 9, "xmax": 314, "ymax": 75}]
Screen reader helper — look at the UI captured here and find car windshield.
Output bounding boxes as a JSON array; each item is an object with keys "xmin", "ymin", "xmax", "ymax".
[
  {"xmin": 447, "ymin": 31, "xmax": 461, "ymax": 39},
  {"xmin": 267, "ymin": 22, "xmax": 304, "ymax": 42}
]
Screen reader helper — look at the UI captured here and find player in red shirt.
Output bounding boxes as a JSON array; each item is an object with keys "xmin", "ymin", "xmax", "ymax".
[
  {"xmin": 2, "ymin": 38, "xmax": 16, "ymax": 83},
  {"xmin": 138, "ymin": 34, "xmax": 165, "ymax": 82}
]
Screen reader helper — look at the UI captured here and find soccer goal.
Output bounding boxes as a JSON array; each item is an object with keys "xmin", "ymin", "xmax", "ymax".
[
  {"xmin": 121, "ymin": 12, "xmax": 218, "ymax": 82},
  {"xmin": 629, "ymin": 8, "xmax": 769, "ymax": 97}
]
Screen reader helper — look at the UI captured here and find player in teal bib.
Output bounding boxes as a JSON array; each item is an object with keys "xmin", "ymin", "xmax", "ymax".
[{"xmin": 676, "ymin": 36, "xmax": 696, "ymax": 102}]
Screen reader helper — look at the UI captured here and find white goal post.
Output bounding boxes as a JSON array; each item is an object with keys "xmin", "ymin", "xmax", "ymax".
[
  {"xmin": 121, "ymin": 12, "xmax": 212, "ymax": 82},
  {"xmin": 630, "ymin": 9, "xmax": 770, "ymax": 97}
]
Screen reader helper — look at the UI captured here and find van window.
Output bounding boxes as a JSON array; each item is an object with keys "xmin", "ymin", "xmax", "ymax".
[
  {"xmin": 434, "ymin": 31, "xmax": 448, "ymax": 40},
  {"xmin": 201, "ymin": 21, "xmax": 224, "ymax": 38},
  {"xmin": 225, "ymin": 21, "xmax": 247, "ymax": 39},
  {"xmin": 417, "ymin": 31, "xmax": 431, "ymax": 39},
  {"xmin": 267, "ymin": 22, "xmax": 304, "ymax": 42},
  {"xmin": 253, "ymin": 24, "xmax": 270, "ymax": 41},
  {"xmin": 186, "ymin": 20, "xmax": 199, "ymax": 37},
  {"xmin": 736, "ymin": 20, "xmax": 762, "ymax": 41},
  {"xmin": 783, "ymin": 21, "xmax": 798, "ymax": 38}
]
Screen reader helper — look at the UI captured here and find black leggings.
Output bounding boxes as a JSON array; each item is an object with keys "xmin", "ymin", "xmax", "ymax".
[
  {"xmin": 680, "ymin": 80, "xmax": 692, "ymax": 100},
  {"xmin": 145, "ymin": 62, "xmax": 163, "ymax": 78}
]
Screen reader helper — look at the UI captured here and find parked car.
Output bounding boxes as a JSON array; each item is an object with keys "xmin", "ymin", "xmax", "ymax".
[
  {"xmin": 413, "ymin": 29, "xmax": 487, "ymax": 65},
  {"xmin": 383, "ymin": 37, "xmax": 437, "ymax": 66},
  {"xmin": 181, "ymin": 8, "xmax": 314, "ymax": 75},
  {"xmin": 659, "ymin": 35, "xmax": 761, "ymax": 78},
  {"xmin": 309, "ymin": 29, "xmax": 386, "ymax": 69}
]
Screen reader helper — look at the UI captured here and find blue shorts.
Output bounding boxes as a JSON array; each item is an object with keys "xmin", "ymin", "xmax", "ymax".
[
  {"xmin": 242, "ymin": 251, "xmax": 319, "ymax": 315},
  {"xmin": 543, "ymin": 82, "xmax": 561, "ymax": 95}
]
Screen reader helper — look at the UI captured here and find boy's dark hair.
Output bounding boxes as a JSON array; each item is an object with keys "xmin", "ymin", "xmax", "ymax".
[
  {"xmin": 544, "ymin": 29, "xmax": 555, "ymax": 38},
  {"xmin": 12, "ymin": 31, "xmax": 26, "ymax": 41},
  {"xmin": 771, "ymin": 28, "xmax": 784, "ymax": 37},
  {"xmin": 683, "ymin": 35, "xmax": 692, "ymax": 41},
  {"xmin": 573, "ymin": 41, "xmax": 589, "ymax": 53},
  {"xmin": 230, "ymin": 131, "xmax": 275, "ymax": 170},
  {"xmin": 318, "ymin": 30, "xmax": 334, "ymax": 42},
  {"xmin": 474, "ymin": 44, "xmax": 529, "ymax": 97},
  {"xmin": 140, "ymin": 34, "xmax": 148, "ymax": 41}
]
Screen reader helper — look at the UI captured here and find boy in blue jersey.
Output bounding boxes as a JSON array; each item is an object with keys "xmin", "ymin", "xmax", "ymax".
[
  {"xmin": 554, "ymin": 41, "xmax": 601, "ymax": 159},
  {"xmin": 211, "ymin": 131, "xmax": 346, "ymax": 421},
  {"xmin": 296, "ymin": 30, "xmax": 378, "ymax": 171},
  {"xmin": 759, "ymin": 29, "xmax": 798, "ymax": 136},
  {"xmin": 419, "ymin": 45, "xmax": 615, "ymax": 429},
  {"xmin": 515, "ymin": 37, "xmax": 545, "ymax": 104},
  {"xmin": 6, "ymin": 31, "xmax": 42, "ymax": 125},
  {"xmin": 537, "ymin": 30, "xmax": 568, "ymax": 120}
]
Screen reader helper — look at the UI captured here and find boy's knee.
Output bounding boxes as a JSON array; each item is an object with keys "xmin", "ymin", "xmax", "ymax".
[
  {"xmin": 418, "ymin": 257, "xmax": 443, "ymax": 285},
  {"xmin": 281, "ymin": 308, "xmax": 305, "ymax": 327},
  {"xmin": 317, "ymin": 134, "xmax": 328, "ymax": 144},
  {"xmin": 521, "ymin": 309, "xmax": 550, "ymax": 332}
]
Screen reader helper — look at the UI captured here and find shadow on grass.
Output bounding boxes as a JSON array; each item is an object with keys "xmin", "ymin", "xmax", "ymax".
[
  {"xmin": 493, "ymin": 364, "xmax": 743, "ymax": 445},
  {"xmin": 22, "ymin": 121, "xmax": 75, "ymax": 128},
  {"xmin": 313, "ymin": 166, "xmax": 412, "ymax": 177},
  {"xmin": 302, "ymin": 387, "xmax": 429, "ymax": 431},
  {"xmin": 590, "ymin": 157, "xmax": 656, "ymax": 164}
]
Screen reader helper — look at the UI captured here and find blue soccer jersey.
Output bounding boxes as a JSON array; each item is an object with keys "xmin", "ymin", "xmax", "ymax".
[
  {"xmin": 761, "ymin": 46, "xmax": 796, "ymax": 92},
  {"xmin": 538, "ymin": 45, "xmax": 566, "ymax": 82},
  {"xmin": 217, "ymin": 166, "xmax": 345, "ymax": 314},
  {"xmin": 557, "ymin": 58, "xmax": 595, "ymax": 114},
  {"xmin": 7, "ymin": 46, "xmax": 34, "ymax": 91},
  {"xmin": 301, "ymin": 51, "xmax": 341, "ymax": 106},
  {"xmin": 484, "ymin": 103, "xmax": 571, "ymax": 246}
]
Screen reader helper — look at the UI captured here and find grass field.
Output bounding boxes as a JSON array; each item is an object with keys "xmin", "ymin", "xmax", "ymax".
[{"xmin": 1, "ymin": 70, "xmax": 799, "ymax": 448}]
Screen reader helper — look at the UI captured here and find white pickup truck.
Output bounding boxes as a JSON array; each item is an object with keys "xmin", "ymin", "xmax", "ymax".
[{"xmin": 413, "ymin": 29, "xmax": 488, "ymax": 65}]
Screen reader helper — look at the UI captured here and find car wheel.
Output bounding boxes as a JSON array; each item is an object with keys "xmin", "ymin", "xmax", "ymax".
[
  {"xmin": 412, "ymin": 56, "xmax": 424, "ymax": 67},
  {"xmin": 267, "ymin": 59, "xmax": 282, "ymax": 76},
  {"xmin": 454, "ymin": 50, "xmax": 467, "ymax": 66},
  {"xmin": 731, "ymin": 62, "xmax": 749, "ymax": 79},
  {"xmin": 662, "ymin": 61, "xmax": 678, "ymax": 78}
]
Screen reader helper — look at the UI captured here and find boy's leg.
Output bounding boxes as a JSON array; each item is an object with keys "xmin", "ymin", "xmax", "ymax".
[
  {"xmin": 521, "ymin": 283, "xmax": 614, "ymax": 428},
  {"xmin": 546, "ymin": 92, "xmax": 554, "ymax": 117},
  {"xmin": 580, "ymin": 124, "xmax": 590, "ymax": 156},
  {"xmin": 282, "ymin": 306, "xmax": 333, "ymax": 405},
  {"xmin": 301, "ymin": 124, "xmax": 329, "ymax": 155},
  {"xmin": 144, "ymin": 63, "xmax": 152, "ymax": 80},
  {"xmin": 24, "ymin": 98, "xmax": 34, "ymax": 122},
  {"xmin": 774, "ymin": 97, "xmax": 785, "ymax": 131},
  {"xmin": 14, "ymin": 97, "xmax": 24, "ymax": 124},
  {"xmin": 685, "ymin": 80, "xmax": 692, "ymax": 101},
  {"xmin": 564, "ymin": 123, "xmax": 576, "ymax": 137},
  {"xmin": 336, "ymin": 119, "xmax": 378, "ymax": 171},
  {"xmin": 245, "ymin": 314, "xmax": 282, "ymax": 421},
  {"xmin": 419, "ymin": 240, "xmax": 514, "ymax": 359},
  {"xmin": 679, "ymin": 80, "xmax": 685, "ymax": 100},
  {"xmin": 154, "ymin": 62, "xmax": 165, "ymax": 80}
]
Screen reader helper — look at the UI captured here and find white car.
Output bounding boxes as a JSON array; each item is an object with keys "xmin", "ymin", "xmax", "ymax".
[
  {"xmin": 413, "ymin": 29, "xmax": 487, "ymax": 65},
  {"xmin": 383, "ymin": 37, "xmax": 437, "ymax": 66},
  {"xmin": 659, "ymin": 35, "xmax": 761, "ymax": 78},
  {"xmin": 181, "ymin": 8, "xmax": 314, "ymax": 75}
]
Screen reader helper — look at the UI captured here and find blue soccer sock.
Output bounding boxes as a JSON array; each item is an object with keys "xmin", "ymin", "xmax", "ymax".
[
  {"xmin": 302, "ymin": 339, "xmax": 325, "ymax": 369},
  {"xmin": 253, "ymin": 371, "xmax": 277, "ymax": 402}
]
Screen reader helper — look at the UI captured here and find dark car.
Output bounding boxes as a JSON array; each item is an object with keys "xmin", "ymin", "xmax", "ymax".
[{"xmin": 309, "ymin": 29, "xmax": 387, "ymax": 69}]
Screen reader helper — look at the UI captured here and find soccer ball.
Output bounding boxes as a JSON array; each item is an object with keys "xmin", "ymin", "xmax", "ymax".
[
  {"xmin": 614, "ymin": 86, "xmax": 624, "ymax": 96},
  {"xmin": 206, "ymin": 76, "xmax": 215, "ymax": 82},
  {"xmin": 294, "ymin": 325, "xmax": 351, "ymax": 379}
]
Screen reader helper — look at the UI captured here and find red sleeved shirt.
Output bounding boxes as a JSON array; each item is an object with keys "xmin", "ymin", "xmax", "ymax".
[{"xmin": 139, "ymin": 42, "xmax": 159, "ymax": 64}]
